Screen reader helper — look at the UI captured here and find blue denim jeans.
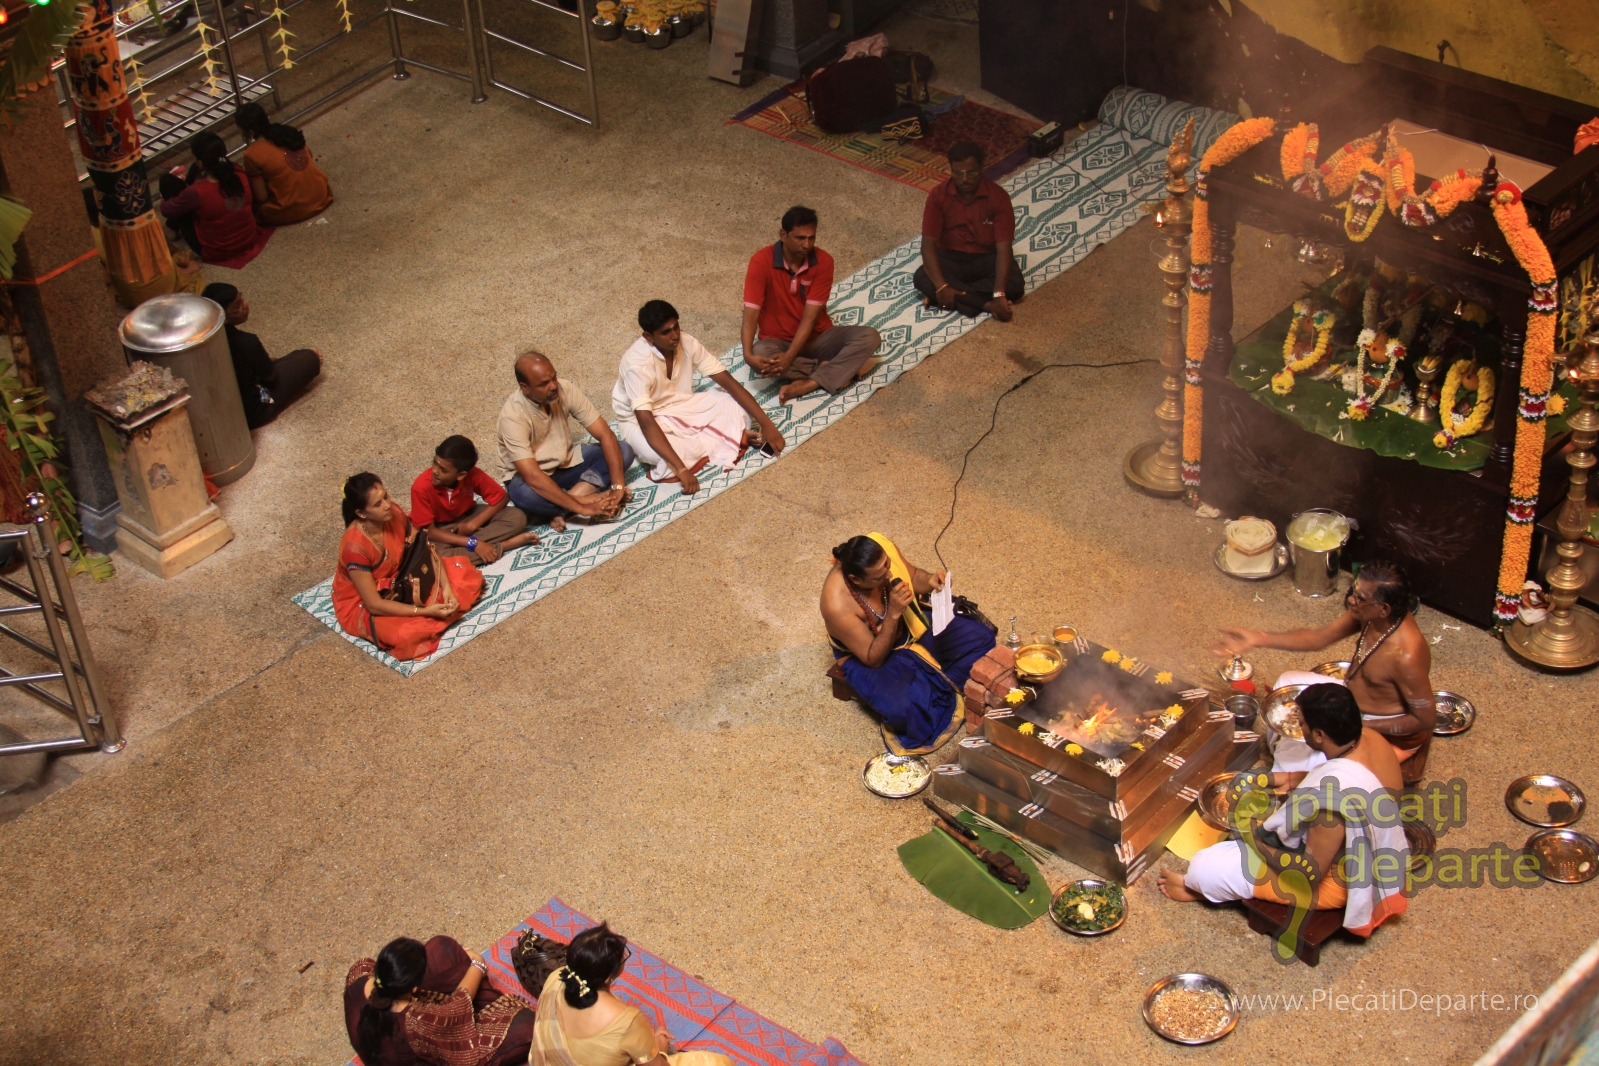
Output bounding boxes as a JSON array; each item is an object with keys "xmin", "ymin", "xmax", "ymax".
[{"xmin": 505, "ymin": 442, "xmax": 634, "ymax": 517}]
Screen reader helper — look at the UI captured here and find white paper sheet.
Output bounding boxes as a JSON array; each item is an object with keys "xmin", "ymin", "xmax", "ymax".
[{"xmin": 931, "ymin": 573, "xmax": 953, "ymax": 636}]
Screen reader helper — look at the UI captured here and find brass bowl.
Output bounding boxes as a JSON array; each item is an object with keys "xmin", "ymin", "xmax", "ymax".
[
  {"xmin": 1310, "ymin": 660, "xmax": 1351, "ymax": 680},
  {"xmin": 1014, "ymin": 643, "xmax": 1064, "ymax": 683}
]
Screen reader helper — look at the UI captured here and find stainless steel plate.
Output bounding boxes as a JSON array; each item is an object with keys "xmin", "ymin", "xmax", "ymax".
[
  {"xmin": 1433, "ymin": 691, "xmax": 1476, "ymax": 736},
  {"xmin": 861, "ymin": 753, "xmax": 931, "ymax": 799},
  {"xmin": 1143, "ymin": 973, "xmax": 1240, "ymax": 1045},
  {"xmin": 1213, "ymin": 541, "xmax": 1290, "ymax": 581},
  {"xmin": 1261, "ymin": 684, "xmax": 1307, "ymax": 742},
  {"xmin": 1505, "ymin": 774, "xmax": 1586, "ymax": 828},
  {"xmin": 1049, "ymin": 878, "xmax": 1127, "ymax": 937},
  {"xmin": 1310, "ymin": 660, "xmax": 1351, "ymax": 680},
  {"xmin": 1526, "ymin": 829, "xmax": 1599, "ymax": 884}
]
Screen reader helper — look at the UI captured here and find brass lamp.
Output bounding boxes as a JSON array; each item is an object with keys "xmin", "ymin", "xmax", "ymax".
[
  {"xmin": 1124, "ymin": 117, "xmax": 1195, "ymax": 498},
  {"xmin": 1507, "ymin": 328, "xmax": 1599, "ymax": 669}
]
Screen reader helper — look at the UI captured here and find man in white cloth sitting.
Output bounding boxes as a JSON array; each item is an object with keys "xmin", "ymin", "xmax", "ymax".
[
  {"xmin": 614, "ymin": 299, "xmax": 786, "ymax": 495},
  {"xmin": 1158, "ymin": 685, "xmax": 1410, "ymax": 943}
]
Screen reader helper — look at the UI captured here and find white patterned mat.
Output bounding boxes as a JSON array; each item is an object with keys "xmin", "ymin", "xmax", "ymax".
[{"xmin": 293, "ymin": 89, "xmax": 1237, "ymax": 675}]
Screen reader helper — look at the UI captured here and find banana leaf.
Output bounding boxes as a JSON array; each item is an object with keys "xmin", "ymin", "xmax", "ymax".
[
  {"xmin": 897, "ymin": 812, "xmax": 1049, "ymax": 929},
  {"xmin": 0, "ymin": 1, "xmax": 90, "ymax": 114},
  {"xmin": 0, "ymin": 197, "xmax": 33, "ymax": 280}
]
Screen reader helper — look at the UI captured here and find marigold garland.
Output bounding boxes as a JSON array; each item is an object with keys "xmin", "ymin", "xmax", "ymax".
[
  {"xmin": 1432, "ymin": 360, "xmax": 1495, "ymax": 448},
  {"xmin": 1490, "ymin": 183, "xmax": 1557, "ymax": 627},
  {"xmin": 1272, "ymin": 299, "xmax": 1333, "ymax": 394},
  {"xmin": 1183, "ymin": 116, "xmax": 1276, "ymax": 496}
]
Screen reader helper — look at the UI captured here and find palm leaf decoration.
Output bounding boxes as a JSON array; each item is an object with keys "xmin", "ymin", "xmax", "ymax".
[
  {"xmin": 897, "ymin": 812, "xmax": 1050, "ymax": 929},
  {"xmin": 0, "ymin": 0, "xmax": 91, "ymax": 115},
  {"xmin": 0, "ymin": 196, "xmax": 32, "ymax": 280}
]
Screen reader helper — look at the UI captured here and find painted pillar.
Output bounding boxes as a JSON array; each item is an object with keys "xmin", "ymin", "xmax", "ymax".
[
  {"xmin": 0, "ymin": 83, "xmax": 130, "ymax": 552},
  {"xmin": 64, "ymin": 0, "xmax": 178, "ymax": 306}
]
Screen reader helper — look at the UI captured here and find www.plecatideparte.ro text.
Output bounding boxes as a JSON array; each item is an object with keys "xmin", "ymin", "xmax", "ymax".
[{"xmin": 1236, "ymin": 990, "xmax": 1541, "ymax": 1014}]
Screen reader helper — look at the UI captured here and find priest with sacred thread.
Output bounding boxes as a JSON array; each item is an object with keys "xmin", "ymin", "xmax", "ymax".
[{"xmin": 820, "ymin": 533, "xmax": 995, "ymax": 754}]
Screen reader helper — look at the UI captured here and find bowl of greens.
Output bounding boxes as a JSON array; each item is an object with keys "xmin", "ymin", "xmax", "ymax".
[{"xmin": 1049, "ymin": 878, "xmax": 1126, "ymax": 936}]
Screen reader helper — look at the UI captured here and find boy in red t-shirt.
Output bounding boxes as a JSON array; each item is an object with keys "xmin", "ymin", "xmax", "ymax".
[
  {"xmin": 411, "ymin": 435, "xmax": 538, "ymax": 566},
  {"xmin": 742, "ymin": 205, "xmax": 881, "ymax": 402}
]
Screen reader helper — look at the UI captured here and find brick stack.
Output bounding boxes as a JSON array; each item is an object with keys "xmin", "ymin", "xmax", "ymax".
[{"xmin": 933, "ymin": 637, "xmax": 1262, "ymax": 885}]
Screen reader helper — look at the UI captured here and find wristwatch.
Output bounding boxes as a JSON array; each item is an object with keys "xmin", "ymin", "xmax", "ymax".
[{"xmin": 466, "ymin": 536, "xmax": 479, "ymax": 552}]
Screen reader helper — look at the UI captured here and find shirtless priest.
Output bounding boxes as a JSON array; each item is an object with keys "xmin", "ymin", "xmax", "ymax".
[{"xmin": 1214, "ymin": 559, "xmax": 1436, "ymax": 784}]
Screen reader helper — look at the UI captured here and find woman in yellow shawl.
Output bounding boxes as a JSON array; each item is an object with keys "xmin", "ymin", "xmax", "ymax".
[{"xmin": 529, "ymin": 924, "xmax": 730, "ymax": 1066}]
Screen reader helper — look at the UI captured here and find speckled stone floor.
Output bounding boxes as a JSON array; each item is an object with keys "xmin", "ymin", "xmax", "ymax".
[{"xmin": 0, "ymin": 7, "xmax": 1595, "ymax": 1066}]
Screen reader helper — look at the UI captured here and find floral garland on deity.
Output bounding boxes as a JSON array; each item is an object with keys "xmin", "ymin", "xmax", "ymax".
[
  {"xmin": 1344, "ymin": 265, "xmax": 1422, "ymax": 419},
  {"xmin": 1432, "ymin": 359, "xmax": 1495, "ymax": 448},
  {"xmin": 1490, "ymin": 182, "xmax": 1558, "ymax": 627},
  {"xmin": 1271, "ymin": 297, "xmax": 1335, "ymax": 394},
  {"xmin": 1183, "ymin": 116, "xmax": 1277, "ymax": 497}
]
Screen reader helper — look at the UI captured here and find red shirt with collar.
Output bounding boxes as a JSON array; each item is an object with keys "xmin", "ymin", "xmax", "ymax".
[
  {"xmin": 922, "ymin": 177, "xmax": 1016, "ymax": 254},
  {"xmin": 410, "ymin": 466, "xmax": 506, "ymax": 527},
  {"xmin": 743, "ymin": 242, "xmax": 835, "ymax": 343}
]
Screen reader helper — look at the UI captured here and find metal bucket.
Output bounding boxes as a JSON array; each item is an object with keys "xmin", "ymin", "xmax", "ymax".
[
  {"xmin": 1285, "ymin": 508, "xmax": 1351, "ymax": 598},
  {"xmin": 120, "ymin": 294, "xmax": 256, "ymax": 486},
  {"xmin": 1225, "ymin": 693, "xmax": 1259, "ymax": 729}
]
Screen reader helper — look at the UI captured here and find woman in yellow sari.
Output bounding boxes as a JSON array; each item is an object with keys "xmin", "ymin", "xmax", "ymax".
[{"xmin": 529, "ymin": 924, "xmax": 730, "ymax": 1066}]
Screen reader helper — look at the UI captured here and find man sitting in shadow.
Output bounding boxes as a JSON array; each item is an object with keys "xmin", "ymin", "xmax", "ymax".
[{"xmin": 202, "ymin": 282, "xmax": 321, "ymax": 429}]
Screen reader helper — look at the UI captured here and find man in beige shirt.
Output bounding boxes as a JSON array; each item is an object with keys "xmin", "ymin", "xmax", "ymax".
[{"xmin": 499, "ymin": 351, "xmax": 634, "ymax": 529}]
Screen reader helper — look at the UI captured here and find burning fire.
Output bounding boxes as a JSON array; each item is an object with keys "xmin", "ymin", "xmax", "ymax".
[{"xmin": 1077, "ymin": 695, "xmax": 1118, "ymax": 735}]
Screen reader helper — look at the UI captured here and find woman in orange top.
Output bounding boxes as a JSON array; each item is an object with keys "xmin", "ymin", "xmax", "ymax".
[
  {"xmin": 236, "ymin": 103, "xmax": 333, "ymax": 226},
  {"xmin": 334, "ymin": 473, "xmax": 483, "ymax": 661}
]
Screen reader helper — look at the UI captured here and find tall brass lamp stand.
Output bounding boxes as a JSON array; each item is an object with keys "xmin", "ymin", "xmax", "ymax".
[
  {"xmin": 1124, "ymin": 118, "xmax": 1195, "ymax": 498},
  {"xmin": 1508, "ymin": 329, "xmax": 1599, "ymax": 669}
]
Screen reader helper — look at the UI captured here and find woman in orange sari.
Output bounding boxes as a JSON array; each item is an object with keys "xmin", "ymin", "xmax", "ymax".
[{"xmin": 334, "ymin": 472, "xmax": 483, "ymax": 661}]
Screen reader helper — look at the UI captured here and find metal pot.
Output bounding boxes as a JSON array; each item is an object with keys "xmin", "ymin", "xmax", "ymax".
[
  {"xmin": 591, "ymin": 15, "xmax": 621, "ymax": 38},
  {"xmin": 1285, "ymin": 507, "xmax": 1352, "ymax": 598},
  {"xmin": 622, "ymin": 22, "xmax": 645, "ymax": 41},
  {"xmin": 644, "ymin": 24, "xmax": 671, "ymax": 47},
  {"xmin": 668, "ymin": 13, "xmax": 691, "ymax": 36}
]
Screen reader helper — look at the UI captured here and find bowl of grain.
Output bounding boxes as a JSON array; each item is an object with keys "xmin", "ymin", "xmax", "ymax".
[
  {"xmin": 1014, "ymin": 643, "xmax": 1064, "ymax": 683},
  {"xmin": 1142, "ymin": 973, "xmax": 1239, "ymax": 1045}
]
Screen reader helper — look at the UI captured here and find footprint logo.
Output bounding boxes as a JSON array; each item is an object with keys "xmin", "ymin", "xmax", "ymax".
[{"xmin": 1226, "ymin": 773, "xmax": 1320, "ymax": 964}]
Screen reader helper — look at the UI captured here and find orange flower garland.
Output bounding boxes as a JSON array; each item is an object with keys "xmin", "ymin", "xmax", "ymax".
[
  {"xmin": 1490, "ymin": 184, "xmax": 1558, "ymax": 627},
  {"xmin": 1183, "ymin": 116, "xmax": 1276, "ymax": 498}
]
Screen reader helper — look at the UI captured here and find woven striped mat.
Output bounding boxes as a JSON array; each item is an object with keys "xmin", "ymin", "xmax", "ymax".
[{"xmin": 293, "ymin": 88, "xmax": 1238, "ymax": 675}]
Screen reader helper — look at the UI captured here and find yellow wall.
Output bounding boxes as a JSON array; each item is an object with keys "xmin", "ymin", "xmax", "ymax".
[{"xmin": 1242, "ymin": 0, "xmax": 1599, "ymax": 108}]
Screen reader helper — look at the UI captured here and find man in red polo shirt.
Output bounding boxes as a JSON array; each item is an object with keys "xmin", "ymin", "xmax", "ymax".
[
  {"xmin": 913, "ymin": 141, "xmax": 1022, "ymax": 321},
  {"xmin": 742, "ymin": 205, "xmax": 882, "ymax": 403}
]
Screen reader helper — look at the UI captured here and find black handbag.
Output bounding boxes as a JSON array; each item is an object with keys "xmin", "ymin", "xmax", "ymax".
[
  {"xmin": 952, "ymin": 595, "xmax": 997, "ymax": 634},
  {"xmin": 382, "ymin": 521, "xmax": 438, "ymax": 606},
  {"xmin": 510, "ymin": 931, "xmax": 568, "ymax": 999}
]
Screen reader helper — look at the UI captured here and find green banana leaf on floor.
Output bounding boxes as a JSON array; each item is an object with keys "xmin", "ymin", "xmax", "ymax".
[{"xmin": 897, "ymin": 811, "xmax": 1050, "ymax": 929}]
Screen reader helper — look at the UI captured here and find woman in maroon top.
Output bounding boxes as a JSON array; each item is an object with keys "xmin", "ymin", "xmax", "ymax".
[
  {"xmin": 345, "ymin": 935, "xmax": 533, "ymax": 1066},
  {"xmin": 158, "ymin": 131, "xmax": 270, "ymax": 266}
]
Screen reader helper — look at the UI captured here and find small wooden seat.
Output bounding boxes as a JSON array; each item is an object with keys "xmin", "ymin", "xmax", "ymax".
[{"xmin": 1240, "ymin": 898, "xmax": 1346, "ymax": 966}]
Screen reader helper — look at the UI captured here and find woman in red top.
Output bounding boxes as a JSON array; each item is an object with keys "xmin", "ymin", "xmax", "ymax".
[
  {"xmin": 158, "ymin": 131, "xmax": 272, "ymax": 266},
  {"xmin": 346, "ymin": 935, "xmax": 533, "ymax": 1066},
  {"xmin": 333, "ymin": 472, "xmax": 483, "ymax": 661}
]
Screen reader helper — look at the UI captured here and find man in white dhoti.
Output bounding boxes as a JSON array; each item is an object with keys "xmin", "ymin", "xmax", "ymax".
[
  {"xmin": 613, "ymin": 300, "xmax": 786, "ymax": 495},
  {"xmin": 1158, "ymin": 685, "xmax": 1410, "ymax": 944}
]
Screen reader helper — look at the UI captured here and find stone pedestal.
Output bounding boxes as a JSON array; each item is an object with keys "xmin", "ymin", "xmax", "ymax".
[
  {"xmin": 89, "ymin": 381, "xmax": 233, "ymax": 578},
  {"xmin": 754, "ymin": 0, "xmax": 842, "ymax": 79}
]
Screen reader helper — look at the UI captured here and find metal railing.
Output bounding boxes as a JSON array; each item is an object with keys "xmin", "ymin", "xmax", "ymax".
[
  {"xmin": 0, "ymin": 496, "xmax": 120, "ymax": 759},
  {"xmin": 475, "ymin": 0, "xmax": 597, "ymax": 126}
]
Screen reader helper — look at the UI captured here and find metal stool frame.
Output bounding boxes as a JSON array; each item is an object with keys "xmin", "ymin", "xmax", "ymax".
[
  {"xmin": 474, "ymin": 0, "xmax": 598, "ymax": 126},
  {"xmin": 0, "ymin": 496, "xmax": 121, "ymax": 759}
]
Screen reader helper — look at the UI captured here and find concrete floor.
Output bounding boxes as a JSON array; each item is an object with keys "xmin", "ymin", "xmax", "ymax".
[{"xmin": 0, "ymin": 7, "xmax": 1595, "ymax": 1066}]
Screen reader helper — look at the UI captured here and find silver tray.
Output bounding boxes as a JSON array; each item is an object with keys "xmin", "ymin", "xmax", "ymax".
[
  {"xmin": 1261, "ymin": 684, "xmax": 1307, "ymax": 742},
  {"xmin": 1213, "ymin": 541, "xmax": 1290, "ymax": 581},
  {"xmin": 1505, "ymin": 774, "xmax": 1586, "ymax": 827},
  {"xmin": 1526, "ymin": 829, "xmax": 1599, "ymax": 884},
  {"xmin": 1049, "ymin": 878, "xmax": 1126, "ymax": 937},
  {"xmin": 1142, "ymin": 973, "xmax": 1240, "ymax": 1045},
  {"xmin": 861, "ymin": 753, "xmax": 930, "ymax": 799},
  {"xmin": 1310, "ymin": 660, "xmax": 1350, "ymax": 680},
  {"xmin": 1433, "ymin": 691, "xmax": 1476, "ymax": 736}
]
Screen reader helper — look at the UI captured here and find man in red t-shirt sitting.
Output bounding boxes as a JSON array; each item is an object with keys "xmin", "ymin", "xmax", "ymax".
[
  {"xmin": 742, "ymin": 206, "xmax": 882, "ymax": 403},
  {"xmin": 913, "ymin": 141, "xmax": 1022, "ymax": 321},
  {"xmin": 411, "ymin": 435, "xmax": 538, "ymax": 566}
]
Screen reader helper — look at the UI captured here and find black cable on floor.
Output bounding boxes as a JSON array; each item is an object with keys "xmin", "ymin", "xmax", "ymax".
[{"xmin": 932, "ymin": 357, "xmax": 1158, "ymax": 569}]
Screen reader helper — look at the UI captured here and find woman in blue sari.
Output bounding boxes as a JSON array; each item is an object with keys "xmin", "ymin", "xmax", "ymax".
[{"xmin": 820, "ymin": 534, "xmax": 995, "ymax": 754}]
